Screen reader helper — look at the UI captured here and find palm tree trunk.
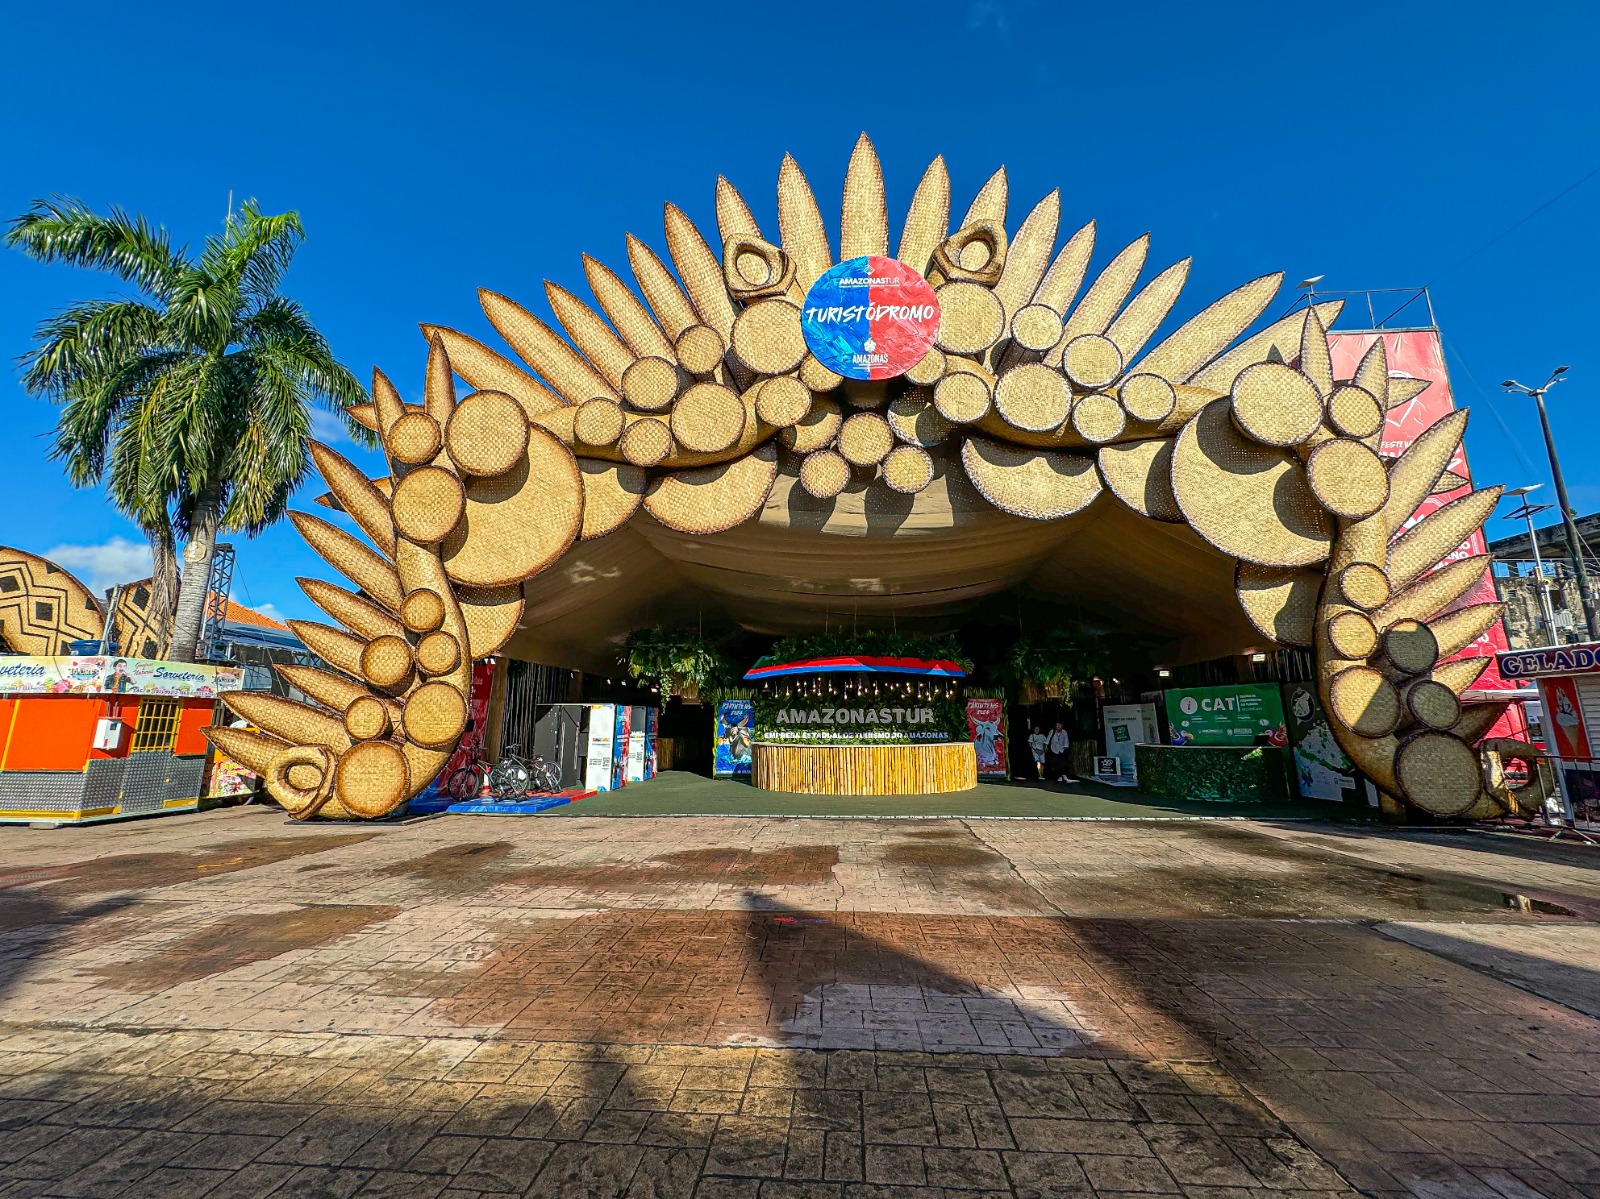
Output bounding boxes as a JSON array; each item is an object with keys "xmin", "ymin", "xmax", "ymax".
[
  {"xmin": 168, "ymin": 487, "xmax": 221, "ymax": 663},
  {"xmin": 145, "ymin": 519, "xmax": 179, "ymax": 655}
]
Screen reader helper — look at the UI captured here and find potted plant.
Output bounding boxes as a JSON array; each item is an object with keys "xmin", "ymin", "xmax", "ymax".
[
  {"xmin": 1003, "ymin": 629, "xmax": 1108, "ymax": 704},
  {"xmin": 623, "ymin": 628, "xmax": 727, "ymax": 703}
]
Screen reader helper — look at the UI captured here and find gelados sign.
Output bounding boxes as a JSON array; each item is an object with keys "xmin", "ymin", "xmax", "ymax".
[
  {"xmin": 1496, "ymin": 643, "xmax": 1600, "ymax": 680},
  {"xmin": 800, "ymin": 256, "xmax": 940, "ymax": 380}
]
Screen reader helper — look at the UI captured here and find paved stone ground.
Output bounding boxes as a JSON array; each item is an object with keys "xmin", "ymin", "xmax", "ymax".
[{"xmin": 0, "ymin": 807, "xmax": 1597, "ymax": 1198}]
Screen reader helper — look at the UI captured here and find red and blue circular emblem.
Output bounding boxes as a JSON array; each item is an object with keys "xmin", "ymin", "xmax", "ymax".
[{"xmin": 800, "ymin": 256, "xmax": 941, "ymax": 381}]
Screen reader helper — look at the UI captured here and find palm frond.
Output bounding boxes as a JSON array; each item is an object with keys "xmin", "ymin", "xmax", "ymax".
[
  {"xmin": 5, "ymin": 197, "xmax": 189, "ymax": 298},
  {"xmin": 19, "ymin": 299, "xmax": 167, "ymax": 397}
]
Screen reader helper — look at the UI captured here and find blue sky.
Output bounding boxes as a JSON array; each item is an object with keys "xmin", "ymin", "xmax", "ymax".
[{"xmin": 1, "ymin": 0, "xmax": 1596, "ymax": 622}]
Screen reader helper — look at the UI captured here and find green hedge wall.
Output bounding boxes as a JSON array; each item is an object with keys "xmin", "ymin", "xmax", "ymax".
[{"xmin": 1135, "ymin": 744, "xmax": 1291, "ymax": 803}]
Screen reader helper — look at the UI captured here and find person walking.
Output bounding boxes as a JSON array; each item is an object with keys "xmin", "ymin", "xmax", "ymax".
[
  {"xmin": 1046, "ymin": 721, "xmax": 1075, "ymax": 783},
  {"xmin": 1027, "ymin": 725, "xmax": 1047, "ymax": 780}
]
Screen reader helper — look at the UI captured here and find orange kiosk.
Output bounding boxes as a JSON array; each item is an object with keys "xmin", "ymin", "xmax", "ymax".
[{"xmin": 0, "ymin": 656, "xmax": 240, "ymax": 824}]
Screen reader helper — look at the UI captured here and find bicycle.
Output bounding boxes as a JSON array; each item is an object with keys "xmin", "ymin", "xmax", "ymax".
[{"xmin": 447, "ymin": 743, "xmax": 561, "ymax": 801}]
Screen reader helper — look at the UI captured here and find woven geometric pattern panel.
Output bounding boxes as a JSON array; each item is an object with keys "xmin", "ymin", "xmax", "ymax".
[{"xmin": 0, "ymin": 546, "xmax": 104, "ymax": 656}]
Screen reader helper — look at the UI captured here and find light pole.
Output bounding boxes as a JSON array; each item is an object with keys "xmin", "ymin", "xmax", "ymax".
[
  {"xmin": 1502, "ymin": 367, "xmax": 1598, "ymax": 640},
  {"xmin": 1503, "ymin": 486, "xmax": 1558, "ymax": 645}
]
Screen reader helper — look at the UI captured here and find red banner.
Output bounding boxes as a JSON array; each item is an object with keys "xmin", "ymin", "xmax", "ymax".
[
  {"xmin": 1328, "ymin": 330, "xmax": 1512, "ymax": 692},
  {"xmin": 965, "ymin": 697, "xmax": 1008, "ymax": 779}
]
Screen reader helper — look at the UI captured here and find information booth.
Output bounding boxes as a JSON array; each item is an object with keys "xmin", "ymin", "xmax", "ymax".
[
  {"xmin": 0, "ymin": 656, "xmax": 239, "ymax": 824},
  {"xmin": 743, "ymin": 654, "xmax": 976, "ymax": 795}
]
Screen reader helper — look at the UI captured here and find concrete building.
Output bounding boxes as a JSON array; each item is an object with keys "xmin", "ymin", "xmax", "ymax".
[{"xmin": 1489, "ymin": 514, "xmax": 1600, "ymax": 648}]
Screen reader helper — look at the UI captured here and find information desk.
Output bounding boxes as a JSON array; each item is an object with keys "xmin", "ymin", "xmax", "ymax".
[
  {"xmin": 753, "ymin": 741, "xmax": 977, "ymax": 795},
  {"xmin": 1135, "ymin": 744, "xmax": 1290, "ymax": 803}
]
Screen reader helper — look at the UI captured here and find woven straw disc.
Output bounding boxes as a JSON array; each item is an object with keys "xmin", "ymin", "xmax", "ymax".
[
  {"xmin": 799, "ymin": 450, "xmax": 850, "ymax": 499},
  {"xmin": 391, "ymin": 466, "xmax": 466, "ymax": 545},
  {"xmin": 1230, "ymin": 362, "xmax": 1324, "ymax": 447},
  {"xmin": 1327, "ymin": 384, "xmax": 1383, "ymax": 439},
  {"xmin": 1396, "ymin": 730, "xmax": 1483, "ymax": 816},
  {"xmin": 883, "ymin": 445, "xmax": 935, "ymax": 494},
  {"xmin": 754, "ymin": 377, "xmax": 812, "ymax": 428},
  {"xmin": 798, "ymin": 353, "xmax": 844, "ymax": 394},
  {"xmin": 285, "ymin": 759, "xmax": 328, "ymax": 799},
  {"xmin": 841, "ymin": 379, "xmax": 888, "ymax": 409},
  {"xmin": 643, "ymin": 441, "xmax": 778, "ymax": 534},
  {"xmin": 1339, "ymin": 563, "xmax": 1390, "ymax": 610},
  {"xmin": 575, "ymin": 397, "xmax": 626, "ymax": 446},
  {"xmin": 1328, "ymin": 666, "xmax": 1401, "ymax": 737},
  {"xmin": 934, "ymin": 370, "xmax": 992, "ymax": 425},
  {"xmin": 344, "ymin": 696, "xmax": 391, "ymax": 741},
  {"xmin": 671, "ymin": 383, "xmax": 746, "ymax": 454},
  {"xmin": 400, "ymin": 588, "xmax": 445, "ymax": 633},
  {"xmin": 403, "ymin": 682, "xmax": 469, "ymax": 750},
  {"xmin": 839, "ymin": 412, "xmax": 895, "ymax": 466},
  {"xmin": 781, "ymin": 396, "xmax": 843, "ymax": 453},
  {"xmin": 387, "ymin": 411, "xmax": 443, "ymax": 465},
  {"xmin": 335, "ymin": 741, "xmax": 409, "ymax": 818},
  {"xmin": 1402, "ymin": 678, "xmax": 1461, "ymax": 730},
  {"xmin": 961, "ymin": 437, "xmax": 1102, "ymax": 521},
  {"xmin": 1121, "ymin": 374, "xmax": 1177, "ymax": 423},
  {"xmin": 1071, "ymin": 394, "xmax": 1127, "ymax": 444},
  {"xmin": 1097, "ymin": 438, "xmax": 1184, "ymax": 523},
  {"xmin": 1062, "ymin": 335, "xmax": 1123, "ymax": 390},
  {"xmin": 456, "ymin": 583, "xmax": 524, "ymax": 660},
  {"xmin": 1171, "ymin": 399, "xmax": 1333, "ymax": 567},
  {"xmin": 1306, "ymin": 438, "xmax": 1389, "ymax": 519},
  {"xmin": 934, "ymin": 221, "xmax": 1007, "ymax": 285},
  {"xmin": 994, "ymin": 363, "xmax": 1071, "ymax": 433},
  {"xmin": 361, "ymin": 634, "xmax": 414, "ymax": 690},
  {"xmin": 887, "ymin": 391, "xmax": 951, "ymax": 448},
  {"xmin": 1234, "ymin": 563, "xmax": 1318, "ymax": 646},
  {"xmin": 446, "ymin": 391, "xmax": 527, "ymax": 477},
  {"xmin": 1382, "ymin": 617, "xmax": 1439, "ymax": 675},
  {"xmin": 579, "ymin": 459, "xmax": 648, "ymax": 539},
  {"xmin": 906, "ymin": 347, "xmax": 947, "ymax": 386},
  {"xmin": 1328, "ymin": 610, "xmax": 1379, "ymax": 660},
  {"xmin": 620, "ymin": 417, "xmax": 674, "ymax": 467},
  {"xmin": 731, "ymin": 300, "xmax": 807, "ymax": 375},
  {"xmin": 621, "ymin": 356, "xmax": 680, "ymax": 412},
  {"xmin": 441, "ymin": 426, "xmax": 583, "ymax": 588},
  {"xmin": 935, "ymin": 282, "xmax": 1005, "ymax": 355},
  {"xmin": 416, "ymin": 630, "xmax": 462, "ymax": 676},
  {"xmin": 675, "ymin": 324, "xmax": 726, "ymax": 376},
  {"xmin": 1011, "ymin": 303, "xmax": 1064, "ymax": 354}
]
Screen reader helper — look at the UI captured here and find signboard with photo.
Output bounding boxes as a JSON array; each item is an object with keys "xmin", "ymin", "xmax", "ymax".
[
  {"xmin": 964, "ymin": 697, "xmax": 1008, "ymax": 779},
  {"xmin": 714, "ymin": 698, "xmax": 754, "ymax": 777},
  {"xmin": 0, "ymin": 656, "xmax": 241, "ymax": 697}
]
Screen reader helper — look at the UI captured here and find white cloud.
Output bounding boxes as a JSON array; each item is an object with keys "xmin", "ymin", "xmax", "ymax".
[
  {"xmin": 309, "ymin": 408, "xmax": 350, "ymax": 444},
  {"xmin": 42, "ymin": 536, "xmax": 153, "ymax": 595},
  {"xmin": 251, "ymin": 602, "xmax": 285, "ymax": 623}
]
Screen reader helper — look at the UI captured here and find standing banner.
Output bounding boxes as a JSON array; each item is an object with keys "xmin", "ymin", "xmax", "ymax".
[
  {"xmin": 714, "ymin": 698, "xmax": 754, "ymax": 777},
  {"xmin": 612, "ymin": 705, "xmax": 631, "ymax": 790},
  {"xmin": 1281, "ymin": 680, "xmax": 1357, "ymax": 801},
  {"xmin": 1329, "ymin": 330, "xmax": 1513, "ymax": 703},
  {"xmin": 427, "ymin": 660, "xmax": 497, "ymax": 800},
  {"xmin": 625, "ymin": 705, "xmax": 648, "ymax": 782},
  {"xmin": 1165, "ymin": 683, "xmax": 1287, "ymax": 747},
  {"xmin": 1100, "ymin": 704, "xmax": 1149, "ymax": 782},
  {"xmin": 585, "ymin": 703, "xmax": 617, "ymax": 791},
  {"xmin": 965, "ymin": 697, "xmax": 1008, "ymax": 779},
  {"xmin": 644, "ymin": 707, "xmax": 659, "ymax": 778}
]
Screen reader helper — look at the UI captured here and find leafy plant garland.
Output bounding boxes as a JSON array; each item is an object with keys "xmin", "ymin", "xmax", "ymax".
[
  {"xmin": 764, "ymin": 629, "xmax": 971, "ymax": 671},
  {"xmin": 622, "ymin": 628, "xmax": 730, "ymax": 699}
]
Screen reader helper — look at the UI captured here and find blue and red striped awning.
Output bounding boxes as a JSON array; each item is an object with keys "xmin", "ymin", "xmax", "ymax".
[{"xmin": 744, "ymin": 655, "xmax": 966, "ymax": 680}]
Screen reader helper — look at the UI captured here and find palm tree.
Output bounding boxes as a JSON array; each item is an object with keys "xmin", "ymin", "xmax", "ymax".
[{"xmin": 7, "ymin": 198, "xmax": 369, "ymax": 661}]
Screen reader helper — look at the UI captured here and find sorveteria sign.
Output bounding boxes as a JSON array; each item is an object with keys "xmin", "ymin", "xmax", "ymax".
[{"xmin": 1497, "ymin": 642, "xmax": 1600, "ymax": 679}]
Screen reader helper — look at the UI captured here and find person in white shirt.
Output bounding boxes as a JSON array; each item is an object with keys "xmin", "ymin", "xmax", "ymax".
[
  {"xmin": 1027, "ymin": 726, "xmax": 1047, "ymax": 780},
  {"xmin": 1046, "ymin": 721, "xmax": 1075, "ymax": 783}
]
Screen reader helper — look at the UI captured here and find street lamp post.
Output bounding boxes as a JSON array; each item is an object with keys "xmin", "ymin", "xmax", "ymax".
[
  {"xmin": 1503, "ymin": 487, "xmax": 1559, "ymax": 645},
  {"xmin": 1502, "ymin": 367, "xmax": 1598, "ymax": 640}
]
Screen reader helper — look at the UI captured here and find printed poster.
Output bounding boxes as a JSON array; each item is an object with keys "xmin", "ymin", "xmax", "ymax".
[
  {"xmin": 1165, "ymin": 683, "xmax": 1287, "ymax": 747},
  {"xmin": 1282, "ymin": 681, "xmax": 1357, "ymax": 801},
  {"xmin": 585, "ymin": 703, "xmax": 617, "ymax": 791},
  {"xmin": 0, "ymin": 656, "xmax": 242, "ymax": 697},
  {"xmin": 965, "ymin": 697, "xmax": 1008, "ymax": 779},
  {"xmin": 1100, "ymin": 704, "xmax": 1149, "ymax": 781},
  {"xmin": 714, "ymin": 698, "xmax": 754, "ymax": 777}
]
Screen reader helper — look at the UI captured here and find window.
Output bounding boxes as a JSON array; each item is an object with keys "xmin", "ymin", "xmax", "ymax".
[{"xmin": 130, "ymin": 699, "xmax": 180, "ymax": 753}]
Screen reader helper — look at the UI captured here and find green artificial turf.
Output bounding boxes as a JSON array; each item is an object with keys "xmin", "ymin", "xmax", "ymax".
[{"xmin": 545, "ymin": 770, "xmax": 1358, "ymax": 820}]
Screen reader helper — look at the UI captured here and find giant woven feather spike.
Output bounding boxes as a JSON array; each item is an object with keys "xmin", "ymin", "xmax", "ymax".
[{"xmin": 210, "ymin": 138, "xmax": 1516, "ymax": 822}]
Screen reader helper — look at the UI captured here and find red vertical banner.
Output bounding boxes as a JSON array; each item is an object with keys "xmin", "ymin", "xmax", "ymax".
[
  {"xmin": 437, "ymin": 660, "xmax": 497, "ymax": 786},
  {"xmin": 965, "ymin": 697, "xmax": 1008, "ymax": 779},
  {"xmin": 1539, "ymin": 677, "xmax": 1590, "ymax": 760},
  {"xmin": 1328, "ymin": 330, "xmax": 1513, "ymax": 696}
]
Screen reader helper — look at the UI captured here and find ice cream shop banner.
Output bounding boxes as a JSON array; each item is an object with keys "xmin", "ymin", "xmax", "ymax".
[{"xmin": 0, "ymin": 656, "xmax": 242, "ymax": 697}]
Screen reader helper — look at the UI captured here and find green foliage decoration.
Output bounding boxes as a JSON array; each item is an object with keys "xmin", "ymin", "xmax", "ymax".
[
  {"xmin": 1135, "ymin": 744, "xmax": 1291, "ymax": 802},
  {"xmin": 751, "ymin": 693, "xmax": 968, "ymax": 745},
  {"xmin": 1002, "ymin": 629, "xmax": 1110, "ymax": 701},
  {"xmin": 764, "ymin": 629, "xmax": 972, "ymax": 671},
  {"xmin": 623, "ymin": 627, "xmax": 730, "ymax": 697}
]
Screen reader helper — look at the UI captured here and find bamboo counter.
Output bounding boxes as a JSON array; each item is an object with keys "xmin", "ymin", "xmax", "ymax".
[{"xmin": 752, "ymin": 741, "xmax": 978, "ymax": 795}]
